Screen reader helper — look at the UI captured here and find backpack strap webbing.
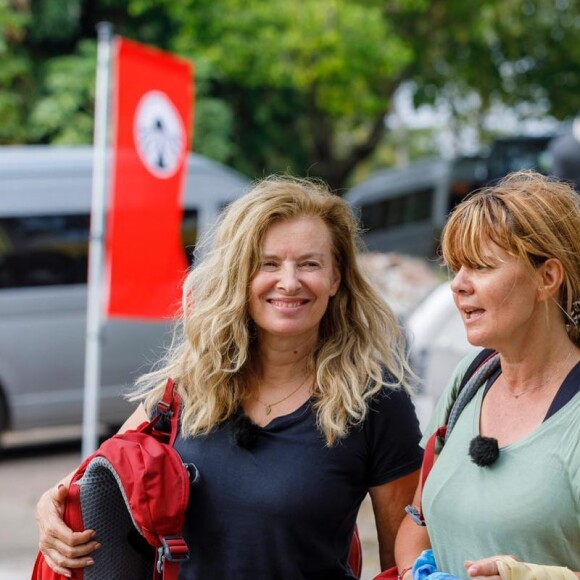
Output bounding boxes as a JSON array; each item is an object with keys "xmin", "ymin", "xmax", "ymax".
[
  {"xmin": 153, "ymin": 379, "xmax": 191, "ymax": 579},
  {"xmin": 458, "ymin": 348, "xmax": 496, "ymax": 391},
  {"xmin": 405, "ymin": 348, "xmax": 500, "ymax": 527},
  {"xmin": 153, "ymin": 378, "xmax": 181, "ymax": 446},
  {"xmin": 445, "ymin": 349, "xmax": 499, "ymax": 441}
]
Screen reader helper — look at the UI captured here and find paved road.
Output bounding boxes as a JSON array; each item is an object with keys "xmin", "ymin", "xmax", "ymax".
[{"xmin": 0, "ymin": 397, "xmax": 434, "ymax": 580}]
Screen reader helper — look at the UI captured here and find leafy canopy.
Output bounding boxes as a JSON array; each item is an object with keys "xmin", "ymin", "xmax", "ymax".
[{"xmin": 3, "ymin": 0, "xmax": 580, "ymax": 188}]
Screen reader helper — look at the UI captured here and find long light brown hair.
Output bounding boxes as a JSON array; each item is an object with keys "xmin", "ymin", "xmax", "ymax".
[
  {"xmin": 441, "ymin": 170, "xmax": 580, "ymax": 345},
  {"xmin": 132, "ymin": 175, "xmax": 412, "ymax": 445}
]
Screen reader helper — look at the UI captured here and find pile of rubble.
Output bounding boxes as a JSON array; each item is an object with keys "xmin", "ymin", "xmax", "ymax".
[{"xmin": 357, "ymin": 252, "xmax": 443, "ymax": 320}]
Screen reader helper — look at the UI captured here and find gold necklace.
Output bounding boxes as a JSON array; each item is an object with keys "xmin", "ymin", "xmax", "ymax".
[
  {"xmin": 502, "ymin": 349, "xmax": 573, "ymax": 399},
  {"xmin": 253, "ymin": 374, "xmax": 311, "ymax": 415}
]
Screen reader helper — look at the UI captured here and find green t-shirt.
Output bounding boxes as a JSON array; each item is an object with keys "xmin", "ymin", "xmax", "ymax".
[{"xmin": 421, "ymin": 355, "xmax": 580, "ymax": 579}]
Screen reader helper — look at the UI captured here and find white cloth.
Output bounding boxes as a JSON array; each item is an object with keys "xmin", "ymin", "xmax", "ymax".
[{"xmin": 496, "ymin": 556, "xmax": 577, "ymax": 580}]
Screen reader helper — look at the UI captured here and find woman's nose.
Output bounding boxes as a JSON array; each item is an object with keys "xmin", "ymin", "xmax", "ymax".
[
  {"xmin": 277, "ymin": 264, "xmax": 301, "ymax": 293},
  {"xmin": 450, "ymin": 267, "xmax": 471, "ymax": 295}
]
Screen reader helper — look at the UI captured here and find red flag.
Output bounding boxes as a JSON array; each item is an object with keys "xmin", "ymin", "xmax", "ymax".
[{"xmin": 106, "ymin": 38, "xmax": 194, "ymax": 319}]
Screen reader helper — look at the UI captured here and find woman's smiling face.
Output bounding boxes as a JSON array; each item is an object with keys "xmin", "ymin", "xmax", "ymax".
[{"xmin": 248, "ymin": 216, "xmax": 341, "ymax": 343}]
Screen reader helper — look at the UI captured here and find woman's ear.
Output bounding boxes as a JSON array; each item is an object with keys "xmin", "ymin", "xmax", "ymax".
[
  {"xmin": 537, "ymin": 258, "xmax": 564, "ymax": 302},
  {"xmin": 330, "ymin": 268, "xmax": 341, "ymax": 297}
]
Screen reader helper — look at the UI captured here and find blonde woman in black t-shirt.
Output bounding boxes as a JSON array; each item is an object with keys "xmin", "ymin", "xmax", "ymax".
[{"xmin": 36, "ymin": 175, "xmax": 423, "ymax": 579}]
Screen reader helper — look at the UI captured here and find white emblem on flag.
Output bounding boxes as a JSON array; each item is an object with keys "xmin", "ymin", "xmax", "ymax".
[{"xmin": 133, "ymin": 90, "xmax": 186, "ymax": 179}]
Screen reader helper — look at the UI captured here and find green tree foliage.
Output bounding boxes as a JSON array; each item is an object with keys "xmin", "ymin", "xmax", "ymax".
[
  {"xmin": 30, "ymin": 40, "xmax": 96, "ymax": 143},
  {"xmin": 4, "ymin": 0, "xmax": 580, "ymax": 188},
  {"xmin": 0, "ymin": 0, "xmax": 32, "ymax": 144}
]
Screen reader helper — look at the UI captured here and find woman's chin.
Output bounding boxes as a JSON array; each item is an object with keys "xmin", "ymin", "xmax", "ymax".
[{"xmin": 465, "ymin": 333, "xmax": 492, "ymax": 349}]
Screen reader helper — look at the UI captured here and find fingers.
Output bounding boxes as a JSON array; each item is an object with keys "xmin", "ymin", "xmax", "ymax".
[
  {"xmin": 465, "ymin": 559, "xmax": 501, "ymax": 579},
  {"xmin": 54, "ymin": 482, "xmax": 69, "ymax": 504},
  {"xmin": 36, "ymin": 484, "xmax": 100, "ymax": 576},
  {"xmin": 43, "ymin": 529, "xmax": 100, "ymax": 556},
  {"xmin": 41, "ymin": 550, "xmax": 96, "ymax": 578},
  {"xmin": 39, "ymin": 529, "xmax": 101, "ymax": 576},
  {"xmin": 464, "ymin": 556, "xmax": 518, "ymax": 579},
  {"xmin": 39, "ymin": 513, "xmax": 94, "ymax": 549},
  {"xmin": 36, "ymin": 485, "xmax": 67, "ymax": 528}
]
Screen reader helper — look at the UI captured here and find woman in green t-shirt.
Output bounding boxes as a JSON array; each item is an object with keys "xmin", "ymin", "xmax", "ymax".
[{"xmin": 396, "ymin": 170, "xmax": 580, "ymax": 580}]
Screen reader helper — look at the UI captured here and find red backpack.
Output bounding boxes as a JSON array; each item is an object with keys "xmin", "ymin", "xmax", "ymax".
[
  {"xmin": 31, "ymin": 378, "xmax": 364, "ymax": 579},
  {"xmin": 32, "ymin": 379, "xmax": 196, "ymax": 580}
]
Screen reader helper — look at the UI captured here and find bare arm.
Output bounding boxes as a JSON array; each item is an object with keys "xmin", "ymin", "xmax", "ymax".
[
  {"xmin": 36, "ymin": 404, "xmax": 149, "ymax": 577},
  {"xmin": 369, "ymin": 469, "xmax": 420, "ymax": 570},
  {"xmin": 394, "ymin": 480, "xmax": 431, "ymax": 580}
]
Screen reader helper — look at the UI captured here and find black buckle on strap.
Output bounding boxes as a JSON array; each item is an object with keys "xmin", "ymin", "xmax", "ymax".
[{"xmin": 156, "ymin": 536, "xmax": 190, "ymax": 573}]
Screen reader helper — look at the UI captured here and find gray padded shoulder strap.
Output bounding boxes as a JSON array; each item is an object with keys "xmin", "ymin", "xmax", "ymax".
[{"xmin": 445, "ymin": 352, "xmax": 501, "ymax": 441}]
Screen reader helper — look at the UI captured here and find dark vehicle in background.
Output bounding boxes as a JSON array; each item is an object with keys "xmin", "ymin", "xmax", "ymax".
[
  {"xmin": 346, "ymin": 135, "xmax": 557, "ymax": 258},
  {"xmin": 345, "ymin": 155, "xmax": 484, "ymax": 257},
  {"xmin": 0, "ymin": 146, "xmax": 249, "ymax": 439},
  {"xmin": 485, "ymin": 135, "xmax": 554, "ymax": 184}
]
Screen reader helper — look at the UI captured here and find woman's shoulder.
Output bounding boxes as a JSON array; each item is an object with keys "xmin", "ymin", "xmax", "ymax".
[
  {"xmin": 444, "ymin": 350, "xmax": 485, "ymax": 398},
  {"xmin": 361, "ymin": 375, "xmax": 423, "ymax": 473},
  {"xmin": 419, "ymin": 350, "xmax": 488, "ymax": 445},
  {"xmin": 366, "ymin": 368, "xmax": 412, "ymax": 405},
  {"xmin": 364, "ymin": 373, "xmax": 420, "ymax": 430}
]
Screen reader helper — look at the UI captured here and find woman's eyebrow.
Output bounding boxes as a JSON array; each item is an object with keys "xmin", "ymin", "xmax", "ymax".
[{"xmin": 260, "ymin": 252, "xmax": 326, "ymax": 259}]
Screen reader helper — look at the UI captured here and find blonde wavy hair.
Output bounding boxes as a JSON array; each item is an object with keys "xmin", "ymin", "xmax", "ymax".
[
  {"xmin": 132, "ymin": 175, "xmax": 412, "ymax": 445},
  {"xmin": 441, "ymin": 170, "xmax": 580, "ymax": 346}
]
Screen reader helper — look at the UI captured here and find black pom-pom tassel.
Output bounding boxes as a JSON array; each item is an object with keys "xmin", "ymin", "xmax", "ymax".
[
  {"xmin": 468, "ymin": 435, "xmax": 500, "ymax": 467},
  {"xmin": 231, "ymin": 414, "xmax": 262, "ymax": 450}
]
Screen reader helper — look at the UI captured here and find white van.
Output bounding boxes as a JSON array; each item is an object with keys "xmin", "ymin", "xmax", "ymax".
[{"xmin": 0, "ymin": 146, "xmax": 249, "ymax": 437}]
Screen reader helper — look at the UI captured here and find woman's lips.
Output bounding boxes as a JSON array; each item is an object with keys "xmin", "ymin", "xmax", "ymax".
[
  {"xmin": 267, "ymin": 298, "xmax": 308, "ymax": 309},
  {"xmin": 463, "ymin": 307, "xmax": 484, "ymax": 321}
]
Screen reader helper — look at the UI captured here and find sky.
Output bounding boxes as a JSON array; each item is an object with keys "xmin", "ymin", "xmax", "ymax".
[{"xmin": 387, "ymin": 83, "xmax": 563, "ymax": 160}]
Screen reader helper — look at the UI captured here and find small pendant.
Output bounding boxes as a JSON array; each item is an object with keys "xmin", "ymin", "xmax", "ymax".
[{"xmin": 265, "ymin": 405, "xmax": 272, "ymax": 415}]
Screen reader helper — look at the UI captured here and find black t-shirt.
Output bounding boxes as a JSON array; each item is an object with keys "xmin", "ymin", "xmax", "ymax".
[{"xmin": 174, "ymin": 386, "xmax": 423, "ymax": 579}]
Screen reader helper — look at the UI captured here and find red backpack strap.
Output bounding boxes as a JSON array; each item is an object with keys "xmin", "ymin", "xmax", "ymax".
[
  {"xmin": 403, "ymin": 426, "xmax": 447, "ymax": 526},
  {"xmin": 154, "ymin": 535, "xmax": 190, "ymax": 580},
  {"xmin": 154, "ymin": 378, "xmax": 192, "ymax": 580},
  {"xmin": 348, "ymin": 524, "xmax": 363, "ymax": 577},
  {"xmin": 160, "ymin": 377, "xmax": 176, "ymax": 406},
  {"xmin": 153, "ymin": 378, "xmax": 182, "ymax": 446}
]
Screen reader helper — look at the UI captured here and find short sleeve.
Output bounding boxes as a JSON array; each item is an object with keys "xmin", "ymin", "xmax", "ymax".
[
  {"xmin": 364, "ymin": 386, "xmax": 424, "ymax": 487},
  {"xmin": 419, "ymin": 351, "xmax": 481, "ymax": 449}
]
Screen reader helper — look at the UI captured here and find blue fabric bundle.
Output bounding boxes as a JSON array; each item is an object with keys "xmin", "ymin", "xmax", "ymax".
[{"xmin": 413, "ymin": 549, "xmax": 463, "ymax": 580}]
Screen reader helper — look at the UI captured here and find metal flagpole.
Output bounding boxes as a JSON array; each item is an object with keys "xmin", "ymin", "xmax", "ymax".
[{"xmin": 82, "ymin": 22, "xmax": 113, "ymax": 458}]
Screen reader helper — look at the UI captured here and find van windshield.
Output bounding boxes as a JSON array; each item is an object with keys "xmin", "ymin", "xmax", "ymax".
[{"xmin": 0, "ymin": 209, "xmax": 198, "ymax": 289}]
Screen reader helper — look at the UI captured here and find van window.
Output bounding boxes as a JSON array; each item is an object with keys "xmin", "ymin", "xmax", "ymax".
[
  {"xmin": 0, "ymin": 209, "xmax": 199, "ymax": 289},
  {"xmin": 0, "ymin": 214, "xmax": 89, "ymax": 288},
  {"xmin": 360, "ymin": 187, "xmax": 434, "ymax": 232}
]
